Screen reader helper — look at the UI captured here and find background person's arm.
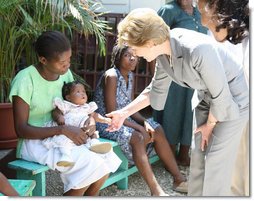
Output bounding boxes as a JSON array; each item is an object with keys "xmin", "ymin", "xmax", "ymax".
[
  {"xmin": 0, "ymin": 172, "xmax": 19, "ymax": 196},
  {"xmin": 129, "ymin": 77, "xmax": 148, "ymax": 125}
]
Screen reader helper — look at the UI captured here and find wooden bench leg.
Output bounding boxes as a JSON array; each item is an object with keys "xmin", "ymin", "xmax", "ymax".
[
  {"xmin": 114, "ymin": 146, "xmax": 128, "ymax": 190},
  {"xmin": 5, "ymin": 179, "xmax": 36, "ymax": 196},
  {"xmin": 116, "ymin": 177, "xmax": 128, "ymax": 190},
  {"xmin": 16, "ymin": 170, "xmax": 46, "ymax": 196},
  {"xmin": 98, "ymin": 138, "xmax": 160, "ymax": 191}
]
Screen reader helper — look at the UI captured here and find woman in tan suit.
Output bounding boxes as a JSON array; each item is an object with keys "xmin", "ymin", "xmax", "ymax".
[{"xmin": 105, "ymin": 8, "xmax": 249, "ymax": 196}]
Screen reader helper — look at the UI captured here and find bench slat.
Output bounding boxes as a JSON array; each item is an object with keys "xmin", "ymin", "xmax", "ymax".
[
  {"xmin": 8, "ymin": 160, "xmax": 49, "ymax": 175},
  {"xmin": 99, "ymin": 138, "xmax": 118, "ymax": 147}
]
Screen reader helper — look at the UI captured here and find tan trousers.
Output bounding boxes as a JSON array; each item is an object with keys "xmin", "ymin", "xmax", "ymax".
[
  {"xmin": 230, "ymin": 121, "xmax": 249, "ymax": 196},
  {"xmin": 188, "ymin": 101, "xmax": 249, "ymax": 196}
]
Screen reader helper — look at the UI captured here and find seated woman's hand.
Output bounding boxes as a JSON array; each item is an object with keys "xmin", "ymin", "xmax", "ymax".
[
  {"xmin": 136, "ymin": 125, "xmax": 154, "ymax": 145},
  {"xmin": 64, "ymin": 126, "xmax": 89, "ymax": 146},
  {"xmin": 144, "ymin": 120, "xmax": 155, "ymax": 143}
]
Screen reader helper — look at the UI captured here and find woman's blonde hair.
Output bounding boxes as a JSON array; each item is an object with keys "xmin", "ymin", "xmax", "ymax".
[{"xmin": 117, "ymin": 8, "xmax": 169, "ymax": 47}]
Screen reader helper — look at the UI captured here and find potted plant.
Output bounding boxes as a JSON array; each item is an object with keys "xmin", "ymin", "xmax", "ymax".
[{"xmin": 0, "ymin": 0, "xmax": 108, "ymax": 149}]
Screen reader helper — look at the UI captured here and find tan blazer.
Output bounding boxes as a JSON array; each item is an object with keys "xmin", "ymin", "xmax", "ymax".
[{"xmin": 145, "ymin": 28, "xmax": 249, "ymax": 122}]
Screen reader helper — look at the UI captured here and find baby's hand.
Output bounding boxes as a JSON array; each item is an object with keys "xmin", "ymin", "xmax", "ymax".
[
  {"xmin": 56, "ymin": 116, "xmax": 65, "ymax": 125},
  {"xmin": 104, "ymin": 117, "xmax": 112, "ymax": 125}
]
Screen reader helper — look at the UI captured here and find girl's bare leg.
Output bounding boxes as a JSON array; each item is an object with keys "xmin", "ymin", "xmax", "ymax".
[
  {"xmin": 64, "ymin": 174, "xmax": 109, "ymax": 196},
  {"xmin": 63, "ymin": 186, "xmax": 89, "ymax": 196},
  {"xmin": 84, "ymin": 174, "xmax": 109, "ymax": 196},
  {"xmin": 153, "ymin": 126, "xmax": 186, "ymax": 186},
  {"xmin": 130, "ymin": 131, "xmax": 168, "ymax": 196},
  {"xmin": 177, "ymin": 144, "xmax": 191, "ymax": 166}
]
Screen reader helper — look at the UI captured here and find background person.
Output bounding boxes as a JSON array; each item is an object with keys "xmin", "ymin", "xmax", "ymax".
[
  {"xmin": 94, "ymin": 45, "xmax": 188, "ymax": 196},
  {"xmin": 195, "ymin": 0, "xmax": 249, "ymax": 196},
  {"xmin": 0, "ymin": 172, "xmax": 19, "ymax": 196},
  {"xmin": 153, "ymin": 0, "xmax": 208, "ymax": 166}
]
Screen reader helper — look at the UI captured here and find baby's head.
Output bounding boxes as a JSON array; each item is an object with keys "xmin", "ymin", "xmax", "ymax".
[{"xmin": 62, "ymin": 81, "xmax": 87, "ymax": 105}]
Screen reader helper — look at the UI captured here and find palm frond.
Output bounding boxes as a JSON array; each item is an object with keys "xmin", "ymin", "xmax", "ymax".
[{"xmin": 0, "ymin": 0, "xmax": 109, "ymax": 102}]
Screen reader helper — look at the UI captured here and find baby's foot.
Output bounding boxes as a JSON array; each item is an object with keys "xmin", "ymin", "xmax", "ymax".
[
  {"xmin": 57, "ymin": 155, "xmax": 75, "ymax": 167},
  {"xmin": 89, "ymin": 142, "xmax": 112, "ymax": 154}
]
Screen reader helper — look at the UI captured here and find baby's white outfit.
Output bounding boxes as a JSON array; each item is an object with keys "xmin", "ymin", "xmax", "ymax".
[{"xmin": 42, "ymin": 98, "xmax": 103, "ymax": 165}]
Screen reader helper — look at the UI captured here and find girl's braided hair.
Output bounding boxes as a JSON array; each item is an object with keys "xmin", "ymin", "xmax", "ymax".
[{"xmin": 110, "ymin": 44, "xmax": 129, "ymax": 68}]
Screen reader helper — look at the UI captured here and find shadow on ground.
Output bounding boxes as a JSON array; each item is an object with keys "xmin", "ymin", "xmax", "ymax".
[{"xmin": 46, "ymin": 160, "xmax": 189, "ymax": 196}]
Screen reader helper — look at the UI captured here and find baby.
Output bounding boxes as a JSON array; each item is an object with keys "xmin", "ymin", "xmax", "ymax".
[{"xmin": 43, "ymin": 81, "xmax": 112, "ymax": 167}]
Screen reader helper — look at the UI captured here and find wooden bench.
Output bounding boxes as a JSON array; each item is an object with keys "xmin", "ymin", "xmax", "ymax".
[
  {"xmin": 8, "ymin": 138, "xmax": 160, "ymax": 196},
  {"xmin": 0, "ymin": 179, "xmax": 36, "ymax": 196},
  {"xmin": 8, "ymin": 159, "xmax": 49, "ymax": 196},
  {"xmin": 99, "ymin": 138, "xmax": 159, "ymax": 190}
]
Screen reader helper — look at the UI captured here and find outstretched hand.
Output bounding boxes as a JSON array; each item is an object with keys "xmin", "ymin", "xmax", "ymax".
[{"xmin": 105, "ymin": 110, "xmax": 126, "ymax": 132}]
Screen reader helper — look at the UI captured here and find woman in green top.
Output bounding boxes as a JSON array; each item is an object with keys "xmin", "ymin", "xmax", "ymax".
[
  {"xmin": 9, "ymin": 31, "xmax": 121, "ymax": 196},
  {"xmin": 153, "ymin": 0, "xmax": 207, "ymax": 166}
]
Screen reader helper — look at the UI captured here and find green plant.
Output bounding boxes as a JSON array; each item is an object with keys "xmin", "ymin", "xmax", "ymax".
[{"xmin": 0, "ymin": 0, "xmax": 109, "ymax": 103}]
